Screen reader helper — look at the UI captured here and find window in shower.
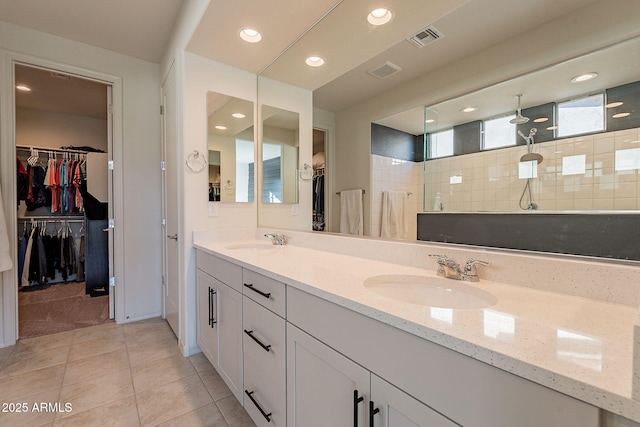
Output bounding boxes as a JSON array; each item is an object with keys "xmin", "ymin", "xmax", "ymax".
[
  {"xmin": 429, "ymin": 129, "xmax": 454, "ymax": 159},
  {"xmin": 483, "ymin": 114, "xmax": 516, "ymax": 149},
  {"xmin": 557, "ymin": 93, "xmax": 604, "ymax": 137}
]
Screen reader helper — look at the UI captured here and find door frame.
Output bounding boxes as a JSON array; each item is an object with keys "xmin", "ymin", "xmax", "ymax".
[
  {"xmin": 0, "ymin": 52, "xmax": 124, "ymax": 346},
  {"xmin": 160, "ymin": 60, "xmax": 181, "ymax": 340}
]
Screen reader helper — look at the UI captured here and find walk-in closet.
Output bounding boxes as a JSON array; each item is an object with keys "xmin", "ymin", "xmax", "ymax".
[
  {"xmin": 14, "ymin": 64, "xmax": 112, "ymax": 339},
  {"xmin": 312, "ymin": 128, "xmax": 327, "ymax": 231}
]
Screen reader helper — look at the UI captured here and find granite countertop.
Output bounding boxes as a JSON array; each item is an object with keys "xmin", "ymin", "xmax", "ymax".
[{"xmin": 194, "ymin": 238, "xmax": 639, "ymax": 421}]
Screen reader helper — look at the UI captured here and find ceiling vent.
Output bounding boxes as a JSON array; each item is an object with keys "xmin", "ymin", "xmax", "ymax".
[
  {"xmin": 407, "ymin": 25, "xmax": 443, "ymax": 48},
  {"xmin": 50, "ymin": 72, "xmax": 72, "ymax": 81},
  {"xmin": 367, "ymin": 61, "xmax": 402, "ymax": 79}
]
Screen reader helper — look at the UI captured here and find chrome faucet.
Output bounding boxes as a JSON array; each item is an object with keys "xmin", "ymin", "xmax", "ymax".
[
  {"xmin": 264, "ymin": 233, "xmax": 287, "ymax": 245},
  {"xmin": 429, "ymin": 255, "xmax": 489, "ymax": 282}
]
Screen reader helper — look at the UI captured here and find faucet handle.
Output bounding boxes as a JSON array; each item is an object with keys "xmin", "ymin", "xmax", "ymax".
[{"xmin": 464, "ymin": 259, "xmax": 490, "ymax": 275}]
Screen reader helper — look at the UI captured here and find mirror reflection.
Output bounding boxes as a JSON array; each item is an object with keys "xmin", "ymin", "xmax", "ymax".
[
  {"xmin": 251, "ymin": 0, "xmax": 640, "ymax": 254},
  {"xmin": 398, "ymin": 37, "xmax": 640, "ymax": 213},
  {"xmin": 207, "ymin": 92, "xmax": 254, "ymax": 203},
  {"xmin": 261, "ymin": 105, "xmax": 300, "ymax": 204}
]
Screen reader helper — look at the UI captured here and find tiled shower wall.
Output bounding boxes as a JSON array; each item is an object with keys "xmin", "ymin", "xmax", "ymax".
[
  {"xmin": 371, "ymin": 154, "xmax": 424, "ymax": 239},
  {"xmin": 425, "ymin": 128, "xmax": 640, "ymax": 211}
]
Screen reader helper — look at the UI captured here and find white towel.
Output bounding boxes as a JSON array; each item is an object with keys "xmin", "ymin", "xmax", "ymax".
[
  {"xmin": 380, "ymin": 190, "xmax": 407, "ymax": 240},
  {"xmin": 339, "ymin": 189, "xmax": 363, "ymax": 235},
  {"xmin": 0, "ymin": 182, "xmax": 13, "ymax": 273}
]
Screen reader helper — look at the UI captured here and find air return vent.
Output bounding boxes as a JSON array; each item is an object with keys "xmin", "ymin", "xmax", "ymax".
[
  {"xmin": 367, "ymin": 61, "xmax": 402, "ymax": 79},
  {"xmin": 407, "ymin": 25, "xmax": 443, "ymax": 48},
  {"xmin": 50, "ymin": 72, "xmax": 72, "ymax": 80}
]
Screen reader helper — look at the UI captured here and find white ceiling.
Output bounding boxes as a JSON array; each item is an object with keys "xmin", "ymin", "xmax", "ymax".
[
  {"xmin": 15, "ymin": 64, "xmax": 108, "ymax": 119},
  {"xmin": 4, "ymin": 0, "xmax": 638, "ymax": 131},
  {"xmin": 0, "ymin": 0, "xmax": 184, "ymax": 63}
]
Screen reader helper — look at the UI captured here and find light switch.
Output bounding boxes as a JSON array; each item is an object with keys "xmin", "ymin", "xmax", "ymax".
[
  {"xmin": 291, "ymin": 204, "xmax": 299, "ymax": 216},
  {"xmin": 208, "ymin": 202, "xmax": 219, "ymax": 217}
]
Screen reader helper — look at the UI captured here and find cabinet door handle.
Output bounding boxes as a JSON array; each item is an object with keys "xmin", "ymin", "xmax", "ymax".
[
  {"xmin": 243, "ymin": 283, "xmax": 271, "ymax": 299},
  {"xmin": 369, "ymin": 401, "xmax": 380, "ymax": 427},
  {"xmin": 245, "ymin": 390, "xmax": 272, "ymax": 422},
  {"xmin": 354, "ymin": 390, "xmax": 364, "ymax": 427},
  {"xmin": 209, "ymin": 288, "xmax": 217, "ymax": 327},
  {"xmin": 244, "ymin": 329, "xmax": 271, "ymax": 352}
]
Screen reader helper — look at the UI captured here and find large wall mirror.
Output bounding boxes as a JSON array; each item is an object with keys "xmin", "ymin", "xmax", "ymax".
[
  {"xmin": 261, "ymin": 105, "xmax": 300, "ymax": 204},
  {"xmin": 207, "ymin": 92, "xmax": 254, "ymax": 203},
  {"xmin": 252, "ymin": 0, "xmax": 639, "ymax": 259},
  {"xmin": 376, "ymin": 36, "xmax": 640, "ymax": 214}
]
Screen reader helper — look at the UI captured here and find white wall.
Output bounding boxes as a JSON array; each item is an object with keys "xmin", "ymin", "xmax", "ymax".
[
  {"xmin": 16, "ymin": 108, "xmax": 108, "ymax": 151},
  {"xmin": 0, "ymin": 21, "xmax": 163, "ymax": 347},
  {"xmin": 182, "ymin": 52, "xmax": 258, "ymax": 354},
  {"xmin": 331, "ymin": 0, "xmax": 640, "ymax": 234}
]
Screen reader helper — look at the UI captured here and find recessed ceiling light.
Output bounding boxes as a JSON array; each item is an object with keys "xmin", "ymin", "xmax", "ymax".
[
  {"xmin": 215, "ymin": 125, "xmax": 227, "ymax": 130},
  {"xmin": 367, "ymin": 8, "xmax": 393, "ymax": 25},
  {"xmin": 547, "ymin": 126, "xmax": 558, "ymax": 131},
  {"xmin": 533, "ymin": 117, "xmax": 548, "ymax": 123},
  {"xmin": 232, "ymin": 113, "xmax": 246, "ymax": 119},
  {"xmin": 16, "ymin": 84, "xmax": 31, "ymax": 92},
  {"xmin": 239, "ymin": 28, "xmax": 262, "ymax": 43},
  {"xmin": 461, "ymin": 107, "xmax": 477, "ymax": 113},
  {"xmin": 305, "ymin": 56, "xmax": 325, "ymax": 67},
  {"xmin": 425, "ymin": 119, "xmax": 435, "ymax": 123},
  {"xmin": 606, "ymin": 101, "xmax": 624, "ymax": 108},
  {"xmin": 612, "ymin": 112, "xmax": 630, "ymax": 118},
  {"xmin": 570, "ymin": 72, "xmax": 598, "ymax": 83}
]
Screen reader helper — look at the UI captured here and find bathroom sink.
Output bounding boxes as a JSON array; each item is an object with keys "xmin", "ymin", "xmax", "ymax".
[
  {"xmin": 225, "ymin": 243, "xmax": 275, "ymax": 251},
  {"xmin": 363, "ymin": 275, "xmax": 497, "ymax": 309}
]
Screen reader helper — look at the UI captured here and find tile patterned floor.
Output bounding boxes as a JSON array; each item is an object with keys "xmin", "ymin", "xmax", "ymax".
[{"xmin": 0, "ymin": 318, "xmax": 256, "ymax": 427}]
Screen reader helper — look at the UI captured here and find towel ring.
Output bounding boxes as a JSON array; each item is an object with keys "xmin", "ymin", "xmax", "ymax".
[
  {"xmin": 186, "ymin": 150, "xmax": 207, "ymax": 172},
  {"xmin": 299, "ymin": 163, "xmax": 313, "ymax": 181}
]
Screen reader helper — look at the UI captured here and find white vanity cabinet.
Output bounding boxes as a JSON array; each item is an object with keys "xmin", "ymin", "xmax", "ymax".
[
  {"xmin": 242, "ymin": 270, "xmax": 287, "ymax": 427},
  {"xmin": 287, "ymin": 286, "xmax": 599, "ymax": 427},
  {"xmin": 370, "ymin": 374, "xmax": 458, "ymax": 427},
  {"xmin": 287, "ymin": 323, "xmax": 457, "ymax": 427},
  {"xmin": 195, "ymin": 251, "xmax": 244, "ymax": 403},
  {"xmin": 195, "ymin": 249, "xmax": 601, "ymax": 427},
  {"xmin": 287, "ymin": 323, "xmax": 370, "ymax": 427},
  {"xmin": 196, "ymin": 269, "xmax": 218, "ymax": 363}
]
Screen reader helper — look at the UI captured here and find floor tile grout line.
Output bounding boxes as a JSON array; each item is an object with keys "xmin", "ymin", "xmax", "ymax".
[{"xmin": 124, "ymin": 328, "xmax": 144, "ymax": 427}]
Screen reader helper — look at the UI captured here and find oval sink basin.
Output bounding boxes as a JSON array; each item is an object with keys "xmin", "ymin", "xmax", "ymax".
[
  {"xmin": 225, "ymin": 243, "xmax": 275, "ymax": 251},
  {"xmin": 363, "ymin": 275, "xmax": 497, "ymax": 309}
]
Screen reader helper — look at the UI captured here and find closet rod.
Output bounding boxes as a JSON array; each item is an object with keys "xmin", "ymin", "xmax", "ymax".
[
  {"xmin": 18, "ymin": 216, "xmax": 84, "ymax": 221},
  {"xmin": 16, "ymin": 145, "xmax": 90, "ymax": 154}
]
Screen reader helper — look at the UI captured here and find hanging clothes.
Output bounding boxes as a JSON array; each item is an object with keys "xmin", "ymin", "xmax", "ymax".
[
  {"xmin": 17, "ymin": 158, "xmax": 29, "ymax": 207},
  {"xmin": 0, "ymin": 181, "xmax": 13, "ymax": 272},
  {"xmin": 19, "ymin": 221, "xmax": 81, "ymax": 286},
  {"xmin": 25, "ymin": 165, "xmax": 49, "ymax": 211}
]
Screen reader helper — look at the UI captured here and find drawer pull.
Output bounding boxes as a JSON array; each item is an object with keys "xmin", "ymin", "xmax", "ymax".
[
  {"xmin": 208, "ymin": 288, "xmax": 217, "ymax": 327},
  {"xmin": 245, "ymin": 390, "xmax": 272, "ymax": 422},
  {"xmin": 354, "ymin": 390, "xmax": 364, "ymax": 427},
  {"xmin": 244, "ymin": 283, "xmax": 271, "ymax": 299},
  {"xmin": 369, "ymin": 401, "xmax": 380, "ymax": 427},
  {"xmin": 244, "ymin": 329, "xmax": 271, "ymax": 352}
]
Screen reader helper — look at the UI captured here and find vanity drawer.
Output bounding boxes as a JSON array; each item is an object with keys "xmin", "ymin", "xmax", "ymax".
[
  {"xmin": 243, "ymin": 296, "xmax": 286, "ymax": 390},
  {"xmin": 196, "ymin": 250, "xmax": 242, "ymax": 292},
  {"xmin": 242, "ymin": 269, "xmax": 286, "ymax": 317},
  {"xmin": 244, "ymin": 354, "xmax": 286, "ymax": 427}
]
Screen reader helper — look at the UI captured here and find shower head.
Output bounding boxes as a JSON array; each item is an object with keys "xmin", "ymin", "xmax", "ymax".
[
  {"xmin": 510, "ymin": 95, "xmax": 529, "ymax": 125},
  {"xmin": 520, "ymin": 152, "xmax": 544, "ymax": 164}
]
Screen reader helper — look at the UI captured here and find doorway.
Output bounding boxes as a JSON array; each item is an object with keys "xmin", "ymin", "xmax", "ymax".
[
  {"xmin": 312, "ymin": 128, "xmax": 327, "ymax": 231},
  {"xmin": 14, "ymin": 63, "xmax": 114, "ymax": 339}
]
